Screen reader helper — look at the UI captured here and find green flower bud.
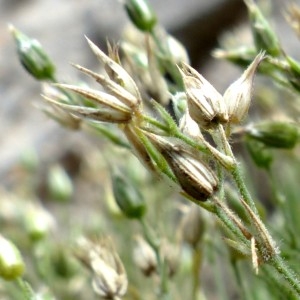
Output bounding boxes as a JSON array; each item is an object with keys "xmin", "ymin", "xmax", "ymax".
[
  {"xmin": 285, "ymin": 55, "xmax": 300, "ymax": 92},
  {"xmin": 24, "ymin": 205, "xmax": 55, "ymax": 241},
  {"xmin": 48, "ymin": 165, "xmax": 73, "ymax": 202},
  {"xmin": 111, "ymin": 169, "xmax": 146, "ymax": 219},
  {"xmin": 124, "ymin": 0, "xmax": 157, "ymax": 32},
  {"xmin": 0, "ymin": 235, "xmax": 25, "ymax": 281},
  {"xmin": 246, "ymin": 122, "xmax": 299, "ymax": 149},
  {"xmin": 244, "ymin": 0, "xmax": 281, "ymax": 56},
  {"xmin": 10, "ymin": 25, "xmax": 55, "ymax": 81},
  {"xmin": 213, "ymin": 47, "xmax": 257, "ymax": 68},
  {"xmin": 245, "ymin": 137, "xmax": 273, "ymax": 169}
]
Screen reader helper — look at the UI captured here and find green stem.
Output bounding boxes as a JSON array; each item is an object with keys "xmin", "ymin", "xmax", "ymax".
[
  {"xmin": 231, "ymin": 260, "xmax": 252, "ymax": 300},
  {"xmin": 16, "ymin": 278, "xmax": 36, "ymax": 300},
  {"xmin": 230, "ymin": 164, "xmax": 259, "ymax": 216},
  {"xmin": 270, "ymin": 255, "xmax": 300, "ymax": 296},
  {"xmin": 191, "ymin": 247, "xmax": 203, "ymax": 300},
  {"xmin": 217, "ymin": 127, "xmax": 300, "ymax": 296},
  {"xmin": 140, "ymin": 219, "xmax": 170, "ymax": 300}
]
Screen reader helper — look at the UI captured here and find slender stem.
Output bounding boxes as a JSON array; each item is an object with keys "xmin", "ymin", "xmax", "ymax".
[
  {"xmin": 142, "ymin": 115, "xmax": 169, "ymax": 132},
  {"xmin": 174, "ymin": 130, "xmax": 208, "ymax": 153},
  {"xmin": 191, "ymin": 247, "xmax": 203, "ymax": 300},
  {"xmin": 16, "ymin": 278, "xmax": 35, "ymax": 300},
  {"xmin": 230, "ymin": 164, "xmax": 259, "ymax": 216},
  {"xmin": 231, "ymin": 260, "xmax": 252, "ymax": 300},
  {"xmin": 140, "ymin": 219, "xmax": 170, "ymax": 300},
  {"xmin": 270, "ymin": 255, "xmax": 300, "ymax": 296},
  {"xmin": 142, "ymin": 114, "xmax": 208, "ymax": 153},
  {"xmin": 217, "ymin": 127, "xmax": 300, "ymax": 296}
]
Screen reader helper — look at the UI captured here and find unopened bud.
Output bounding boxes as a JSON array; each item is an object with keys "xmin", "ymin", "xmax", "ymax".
[
  {"xmin": 133, "ymin": 236, "xmax": 157, "ymax": 276},
  {"xmin": 111, "ymin": 168, "xmax": 146, "ymax": 219},
  {"xmin": 48, "ymin": 165, "xmax": 73, "ymax": 202},
  {"xmin": 244, "ymin": 0, "xmax": 281, "ymax": 56},
  {"xmin": 223, "ymin": 52, "xmax": 265, "ymax": 124},
  {"xmin": 245, "ymin": 138, "xmax": 273, "ymax": 169},
  {"xmin": 213, "ymin": 47, "xmax": 256, "ymax": 68},
  {"xmin": 24, "ymin": 205, "xmax": 55, "ymax": 241},
  {"xmin": 246, "ymin": 121, "xmax": 299, "ymax": 149},
  {"xmin": 0, "ymin": 235, "xmax": 25, "ymax": 281},
  {"xmin": 124, "ymin": 0, "xmax": 157, "ymax": 32},
  {"xmin": 179, "ymin": 63, "xmax": 228, "ymax": 129},
  {"xmin": 146, "ymin": 133, "xmax": 218, "ymax": 201},
  {"xmin": 10, "ymin": 25, "xmax": 55, "ymax": 81}
]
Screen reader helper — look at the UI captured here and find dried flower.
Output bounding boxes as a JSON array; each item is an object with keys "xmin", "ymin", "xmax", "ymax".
[
  {"xmin": 145, "ymin": 132, "xmax": 218, "ymax": 201},
  {"xmin": 85, "ymin": 37, "xmax": 142, "ymax": 103},
  {"xmin": 72, "ymin": 64, "xmax": 141, "ymax": 111},
  {"xmin": 133, "ymin": 235, "xmax": 157, "ymax": 276},
  {"xmin": 43, "ymin": 84, "xmax": 133, "ymax": 124},
  {"xmin": 223, "ymin": 52, "xmax": 265, "ymax": 124},
  {"xmin": 0, "ymin": 235, "xmax": 25, "ymax": 281},
  {"xmin": 179, "ymin": 63, "xmax": 228, "ymax": 129},
  {"xmin": 75, "ymin": 237, "xmax": 128, "ymax": 300}
]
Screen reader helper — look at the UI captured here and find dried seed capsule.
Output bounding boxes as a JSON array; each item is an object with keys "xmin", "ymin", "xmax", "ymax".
[
  {"xmin": 145, "ymin": 133, "xmax": 218, "ymax": 201},
  {"xmin": 223, "ymin": 52, "xmax": 265, "ymax": 124},
  {"xmin": 179, "ymin": 63, "xmax": 228, "ymax": 129}
]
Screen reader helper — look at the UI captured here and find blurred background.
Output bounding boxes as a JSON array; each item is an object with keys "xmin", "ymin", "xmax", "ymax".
[
  {"xmin": 0, "ymin": 0, "xmax": 295, "ymax": 179},
  {"xmin": 0, "ymin": 0, "xmax": 299, "ymax": 298}
]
